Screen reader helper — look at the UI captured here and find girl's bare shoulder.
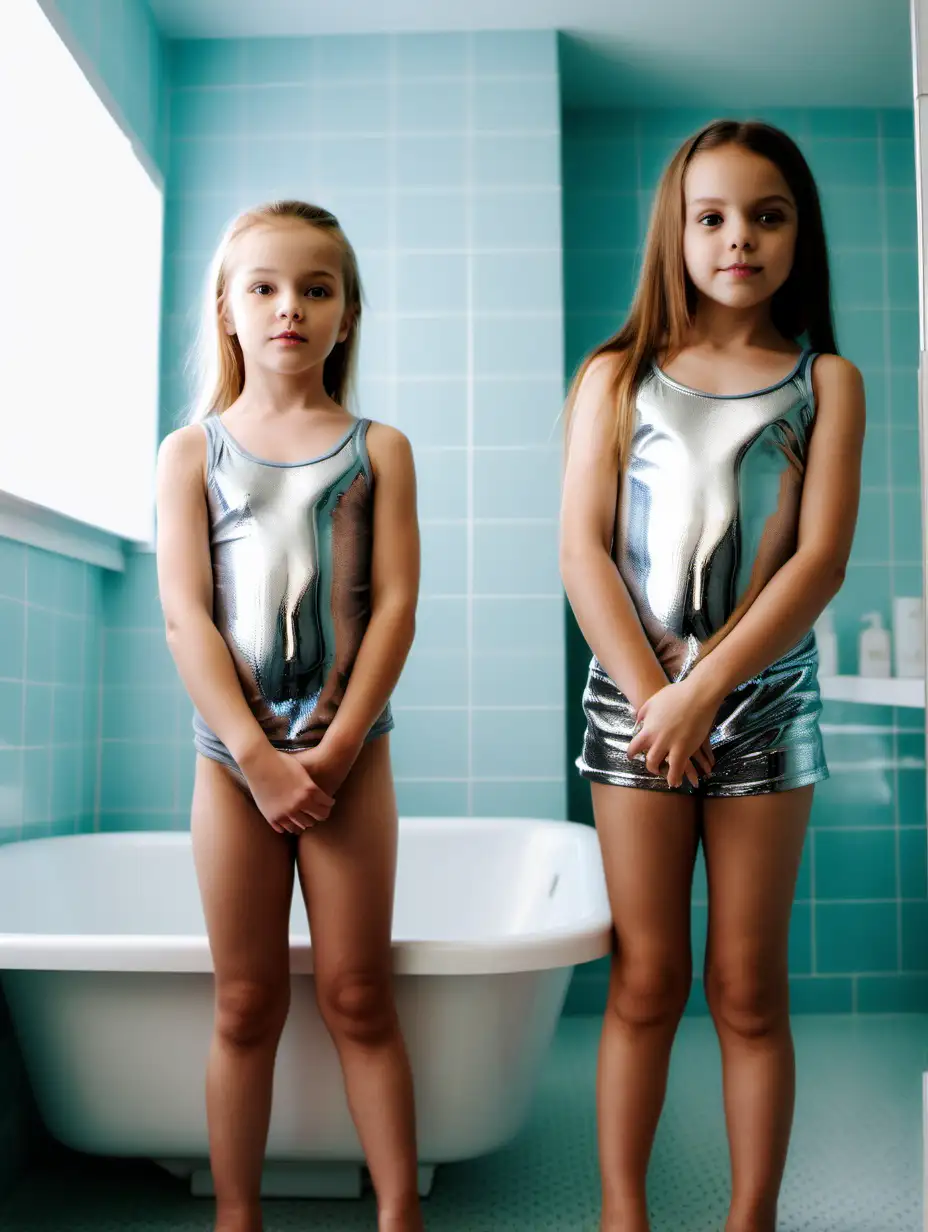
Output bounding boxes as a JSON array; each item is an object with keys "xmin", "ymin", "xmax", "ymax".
[
  {"xmin": 157, "ymin": 422, "xmax": 207, "ymax": 477},
  {"xmin": 363, "ymin": 419, "xmax": 414, "ymax": 477}
]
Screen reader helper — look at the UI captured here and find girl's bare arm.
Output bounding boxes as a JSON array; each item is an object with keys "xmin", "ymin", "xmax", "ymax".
[
  {"xmin": 316, "ymin": 423, "xmax": 419, "ymax": 769},
  {"xmin": 560, "ymin": 354, "xmax": 674, "ymax": 712}
]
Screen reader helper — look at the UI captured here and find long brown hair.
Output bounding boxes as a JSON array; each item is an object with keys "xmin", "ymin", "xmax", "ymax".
[
  {"xmin": 186, "ymin": 200, "xmax": 363, "ymax": 423},
  {"xmin": 564, "ymin": 120, "xmax": 838, "ymax": 468}
]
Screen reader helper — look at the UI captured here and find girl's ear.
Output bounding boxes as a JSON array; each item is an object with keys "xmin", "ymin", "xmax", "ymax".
[
  {"xmin": 337, "ymin": 309, "xmax": 354, "ymax": 345},
  {"xmin": 218, "ymin": 293, "xmax": 236, "ymax": 337}
]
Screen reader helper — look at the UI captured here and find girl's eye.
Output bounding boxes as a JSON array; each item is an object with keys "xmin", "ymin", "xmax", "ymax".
[
  {"xmin": 253, "ymin": 284, "xmax": 273, "ymax": 295},
  {"xmin": 306, "ymin": 286, "xmax": 330, "ymax": 299},
  {"xmin": 698, "ymin": 211, "xmax": 784, "ymax": 228}
]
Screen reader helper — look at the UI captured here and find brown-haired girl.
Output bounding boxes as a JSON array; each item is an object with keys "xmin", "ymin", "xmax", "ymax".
[{"xmin": 560, "ymin": 122, "xmax": 865, "ymax": 1232}]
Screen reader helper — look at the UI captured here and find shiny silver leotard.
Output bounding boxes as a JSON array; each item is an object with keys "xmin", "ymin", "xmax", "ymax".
[
  {"xmin": 577, "ymin": 349, "xmax": 828, "ymax": 797},
  {"xmin": 193, "ymin": 415, "xmax": 392, "ymax": 773}
]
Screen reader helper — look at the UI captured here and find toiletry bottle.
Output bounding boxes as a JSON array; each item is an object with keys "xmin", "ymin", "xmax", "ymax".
[
  {"xmin": 892, "ymin": 596, "xmax": 924, "ymax": 678},
  {"xmin": 814, "ymin": 607, "xmax": 839, "ymax": 677},
  {"xmin": 859, "ymin": 612, "xmax": 891, "ymax": 678}
]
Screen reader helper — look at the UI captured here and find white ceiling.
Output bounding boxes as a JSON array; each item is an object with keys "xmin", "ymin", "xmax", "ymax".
[{"xmin": 146, "ymin": 0, "xmax": 914, "ymax": 109}]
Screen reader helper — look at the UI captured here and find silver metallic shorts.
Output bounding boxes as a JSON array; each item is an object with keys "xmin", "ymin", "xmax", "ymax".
[
  {"xmin": 193, "ymin": 708, "xmax": 394, "ymax": 782},
  {"xmin": 576, "ymin": 632, "xmax": 829, "ymax": 798}
]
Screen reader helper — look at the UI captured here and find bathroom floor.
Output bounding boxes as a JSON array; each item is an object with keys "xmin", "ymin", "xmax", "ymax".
[{"xmin": 2, "ymin": 1014, "xmax": 925, "ymax": 1231}]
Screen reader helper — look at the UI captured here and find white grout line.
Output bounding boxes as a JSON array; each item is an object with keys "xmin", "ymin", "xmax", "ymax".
[{"xmin": 464, "ymin": 33, "xmax": 475, "ymax": 817}]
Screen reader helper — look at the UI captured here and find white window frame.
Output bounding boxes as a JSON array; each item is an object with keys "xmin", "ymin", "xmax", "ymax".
[{"xmin": 0, "ymin": 1, "xmax": 166, "ymax": 574}]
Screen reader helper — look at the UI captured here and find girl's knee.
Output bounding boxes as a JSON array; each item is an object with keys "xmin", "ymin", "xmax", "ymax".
[
  {"xmin": 215, "ymin": 978, "xmax": 290, "ymax": 1048},
  {"xmin": 318, "ymin": 968, "xmax": 397, "ymax": 1045},
  {"xmin": 608, "ymin": 953, "xmax": 692, "ymax": 1029},
  {"xmin": 705, "ymin": 958, "xmax": 789, "ymax": 1039}
]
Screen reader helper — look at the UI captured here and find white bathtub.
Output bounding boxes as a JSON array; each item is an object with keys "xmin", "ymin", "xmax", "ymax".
[{"xmin": 0, "ymin": 819, "xmax": 610, "ymax": 1198}]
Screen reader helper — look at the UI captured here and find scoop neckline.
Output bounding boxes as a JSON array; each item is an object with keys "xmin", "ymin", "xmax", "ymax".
[
  {"xmin": 212, "ymin": 415, "xmax": 362, "ymax": 468},
  {"xmin": 650, "ymin": 348, "xmax": 809, "ymax": 400}
]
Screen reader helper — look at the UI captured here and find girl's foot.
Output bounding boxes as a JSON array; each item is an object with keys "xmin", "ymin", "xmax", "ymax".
[
  {"xmin": 600, "ymin": 1204, "xmax": 650, "ymax": 1232},
  {"xmin": 724, "ymin": 1209, "xmax": 776, "ymax": 1232},
  {"xmin": 378, "ymin": 1199, "xmax": 424, "ymax": 1232},
  {"xmin": 215, "ymin": 1199, "xmax": 263, "ymax": 1232}
]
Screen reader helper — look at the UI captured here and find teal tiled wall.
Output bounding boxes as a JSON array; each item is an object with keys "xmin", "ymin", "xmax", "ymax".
[
  {"xmin": 562, "ymin": 108, "xmax": 928, "ymax": 1016},
  {"xmin": 0, "ymin": 0, "xmax": 168, "ymax": 1198},
  {"xmin": 101, "ymin": 31, "xmax": 567, "ymax": 828},
  {"xmin": 0, "ymin": 541, "xmax": 102, "ymax": 845}
]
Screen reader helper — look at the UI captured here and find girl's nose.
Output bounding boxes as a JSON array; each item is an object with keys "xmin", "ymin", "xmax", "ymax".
[{"xmin": 730, "ymin": 223, "xmax": 756, "ymax": 252}]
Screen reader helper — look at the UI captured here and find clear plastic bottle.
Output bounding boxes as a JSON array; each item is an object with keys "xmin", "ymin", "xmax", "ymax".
[{"xmin": 858, "ymin": 612, "xmax": 891, "ymax": 678}]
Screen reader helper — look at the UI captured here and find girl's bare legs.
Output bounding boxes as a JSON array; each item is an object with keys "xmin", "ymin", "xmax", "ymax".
[
  {"xmin": 701, "ymin": 786, "xmax": 812, "ymax": 1232},
  {"xmin": 297, "ymin": 735, "xmax": 422, "ymax": 1232},
  {"xmin": 593, "ymin": 783, "xmax": 701, "ymax": 1232},
  {"xmin": 191, "ymin": 754, "xmax": 296, "ymax": 1232}
]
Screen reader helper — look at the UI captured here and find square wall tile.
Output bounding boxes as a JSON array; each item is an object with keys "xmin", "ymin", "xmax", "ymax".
[
  {"xmin": 395, "ymin": 33, "xmax": 467, "ymax": 77},
  {"xmin": 395, "ymin": 136, "xmax": 467, "ymax": 188},
  {"xmin": 901, "ymin": 901, "xmax": 928, "ymax": 971},
  {"xmin": 390, "ymin": 710, "xmax": 468, "ymax": 780},
  {"xmin": 420, "ymin": 525, "xmax": 467, "ymax": 596},
  {"xmin": 471, "ymin": 778, "xmax": 566, "ymax": 818},
  {"xmin": 473, "ymin": 134, "xmax": 560, "ymax": 187},
  {"xmin": 815, "ymin": 902, "xmax": 898, "ymax": 974},
  {"xmin": 395, "ymin": 193, "xmax": 467, "ymax": 250},
  {"xmin": 0, "ymin": 540, "xmax": 26, "ymax": 602},
  {"xmin": 472, "ymin": 189, "xmax": 561, "ymax": 250},
  {"xmin": 473, "ymin": 315, "xmax": 564, "ymax": 378},
  {"xmin": 473, "ymin": 30, "xmax": 556, "ymax": 76},
  {"xmin": 0, "ymin": 601, "xmax": 25, "ymax": 682},
  {"xmin": 100, "ymin": 741, "xmax": 176, "ymax": 813},
  {"xmin": 310, "ymin": 34, "xmax": 390, "ymax": 82},
  {"xmin": 396, "ymin": 79, "xmax": 467, "ymax": 133},
  {"xmin": 473, "ymin": 597, "xmax": 563, "ymax": 654},
  {"xmin": 394, "ymin": 651, "xmax": 468, "ymax": 709},
  {"xmin": 813, "ymin": 829, "xmax": 897, "ymax": 900},
  {"xmin": 471, "ymin": 709, "xmax": 564, "ymax": 779},
  {"xmin": 472, "ymin": 652, "xmax": 564, "ymax": 708},
  {"xmin": 472, "ymin": 377, "xmax": 565, "ymax": 448},
  {"xmin": 472, "ymin": 252, "xmax": 564, "ymax": 314},
  {"xmin": 473, "ymin": 523, "xmax": 560, "ymax": 595},
  {"xmin": 395, "ymin": 779, "xmax": 469, "ymax": 816},
  {"xmin": 473, "ymin": 78, "xmax": 559, "ymax": 131},
  {"xmin": 473, "ymin": 449, "xmax": 562, "ymax": 519},
  {"xmin": 817, "ymin": 781, "xmax": 896, "ymax": 831},
  {"xmin": 0, "ymin": 682, "xmax": 23, "ymax": 748},
  {"xmin": 415, "ymin": 451, "xmax": 468, "ymax": 520},
  {"xmin": 857, "ymin": 975, "xmax": 928, "ymax": 1012}
]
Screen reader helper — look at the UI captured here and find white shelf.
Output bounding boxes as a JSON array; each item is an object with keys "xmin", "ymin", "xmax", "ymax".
[{"xmin": 819, "ymin": 676, "xmax": 925, "ymax": 708}]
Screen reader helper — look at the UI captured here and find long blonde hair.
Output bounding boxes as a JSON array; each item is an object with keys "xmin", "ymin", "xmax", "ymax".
[
  {"xmin": 185, "ymin": 200, "xmax": 364, "ymax": 423},
  {"xmin": 563, "ymin": 120, "xmax": 837, "ymax": 470}
]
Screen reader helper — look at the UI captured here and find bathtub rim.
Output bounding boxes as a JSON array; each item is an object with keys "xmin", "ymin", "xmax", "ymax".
[{"xmin": 0, "ymin": 820, "xmax": 612, "ymax": 976}]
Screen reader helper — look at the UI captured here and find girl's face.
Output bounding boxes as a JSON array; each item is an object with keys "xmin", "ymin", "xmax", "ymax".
[
  {"xmin": 221, "ymin": 219, "xmax": 352, "ymax": 381},
  {"xmin": 682, "ymin": 144, "xmax": 798, "ymax": 314}
]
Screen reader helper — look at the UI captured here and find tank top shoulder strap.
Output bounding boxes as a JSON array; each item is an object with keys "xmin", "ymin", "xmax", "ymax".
[
  {"xmin": 797, "ymin": 348, "xmax": 820, "ymax": 411},
  {"xmin": 199, "ymin": 413, "xmax": 223, "ymax": 480},
  {"xmin": 354, "ymin": 416, "xmax": 374, "ymax": 484}
]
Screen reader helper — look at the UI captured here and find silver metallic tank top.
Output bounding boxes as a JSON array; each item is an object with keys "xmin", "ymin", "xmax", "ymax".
[
  {"xmin": 193, "ymin": 414, "xmax": 391, "ymax": 758},
  {"xmin": 613, "ymin": 349, "xmax": 818, "ymax": 681}
]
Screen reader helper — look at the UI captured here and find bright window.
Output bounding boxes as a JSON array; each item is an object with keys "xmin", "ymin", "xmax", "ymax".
[{"xmin": 0, "ymin": 0, "xmax": 163, "ymax": 545}]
